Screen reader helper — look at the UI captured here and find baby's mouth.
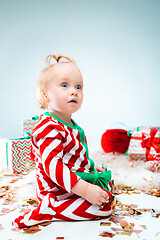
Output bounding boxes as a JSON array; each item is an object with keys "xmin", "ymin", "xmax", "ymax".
[{"xmin": 69, "ymin": 99, "xmax": 78, "ymax": 104}]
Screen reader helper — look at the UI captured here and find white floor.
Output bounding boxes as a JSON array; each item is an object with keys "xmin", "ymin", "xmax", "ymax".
[
  {"xmin": 0, "ymin": 152, "xmax": 160, "ymax": 240},
  {"xmin": 0, "ymin": 190, "xmax": 160, "ymax": 239}
]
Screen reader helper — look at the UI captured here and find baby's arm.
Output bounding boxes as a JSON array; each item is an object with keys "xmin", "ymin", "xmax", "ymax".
[
  {"xmin": 33, "ymin": 122, "xmax": 79, "ymax": 193},
  {"xmin": 72, "ymin": 179, "xmax": 109, "ymax": 206}
]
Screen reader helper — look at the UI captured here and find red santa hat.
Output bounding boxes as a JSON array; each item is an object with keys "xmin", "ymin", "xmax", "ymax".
[{"xmin": 101, "ymin": 122, "xmax": 131, "ymax": 154}]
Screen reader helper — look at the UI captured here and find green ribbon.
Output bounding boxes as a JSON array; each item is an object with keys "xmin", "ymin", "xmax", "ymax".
[
  {"xmin": 127, "ymin": 130, "xmax": 133, "ymax": 137},
  {"xmin": 74, "ymin": 169, "xmax": 111, "ymax": 192},
  {"xmin": 32, "ymin": 116, "xmax": 39, "ymax": 120}
]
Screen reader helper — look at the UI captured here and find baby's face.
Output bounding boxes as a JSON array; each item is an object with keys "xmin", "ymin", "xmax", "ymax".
[{"xmin": 47, "ymin": 63, "xmax": 83, "ymax": 115}]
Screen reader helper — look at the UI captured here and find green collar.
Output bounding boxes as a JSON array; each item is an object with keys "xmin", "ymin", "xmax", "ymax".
[{"xmin": 44, "ymin": 112, "xmax": 80, "ymax": 129}]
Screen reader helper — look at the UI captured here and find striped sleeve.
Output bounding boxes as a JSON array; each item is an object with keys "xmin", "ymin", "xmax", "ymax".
[{"xmin": 33, "ymin": 119, "xmax": 79, "ymax": 193}]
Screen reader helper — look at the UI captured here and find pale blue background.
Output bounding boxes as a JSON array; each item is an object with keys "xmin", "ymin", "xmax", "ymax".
[{"xmin": 0, "ymin": 0, "xmax": 160, "ymax": 149}]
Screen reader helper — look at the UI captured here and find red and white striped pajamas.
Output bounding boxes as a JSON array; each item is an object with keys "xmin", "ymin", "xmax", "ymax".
[{"xmin": 13, "ymin": 113, "xmax": 113, "ymax": 228}]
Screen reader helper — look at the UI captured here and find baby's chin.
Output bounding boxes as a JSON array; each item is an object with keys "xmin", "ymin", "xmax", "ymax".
[
  {"xmin": 65, "ymin": 105, "xmax": 81, "ymax": 114},
  {"xmin": 68, "ymin": 107, "xmax": 81, "ymax": 114}
]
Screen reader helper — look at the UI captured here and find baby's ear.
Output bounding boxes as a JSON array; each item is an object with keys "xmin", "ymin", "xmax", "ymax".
[
  {"xmin": 41, "ymin": 89, "xmax": 49, "ymax": 101},
  {"xmin": 41, "ymin": 89, "xmax": 50, "ymax": 107}
]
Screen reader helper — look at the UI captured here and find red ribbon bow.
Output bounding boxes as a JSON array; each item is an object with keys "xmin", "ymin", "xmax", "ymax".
[{"xmin": 141, "ymin": 129, "xmax": 160, "ymax": 160}]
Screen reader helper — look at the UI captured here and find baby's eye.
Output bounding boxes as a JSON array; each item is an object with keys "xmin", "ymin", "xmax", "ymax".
[
  {"xmin": 61, "ymin": 83, "xmax": 68, "ymax": 88},
  {"xmin": 76, "ymin": 85, "xmax": 82, "ymax": 90}
]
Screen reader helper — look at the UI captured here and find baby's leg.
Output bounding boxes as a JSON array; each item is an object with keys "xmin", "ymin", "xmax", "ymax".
[{"xmin": 13, "ymin": 193, "xmax": 113, "ymax": 228}]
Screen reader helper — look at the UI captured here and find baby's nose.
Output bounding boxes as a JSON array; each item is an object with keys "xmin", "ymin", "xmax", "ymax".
[{"xmin": 70, "ymin": 88, "xmax": 78, "ymax": 96}]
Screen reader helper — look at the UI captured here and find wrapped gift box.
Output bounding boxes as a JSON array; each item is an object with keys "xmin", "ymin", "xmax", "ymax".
[
  {"xmin": 128, "ymin": 128, "xmax": 160, "ymax": 161},
  {"xmin": 134, "ymin": 126, "xmax": 160, "ymax": 132},
  {"xmin": 0, "ymin": 138, "xmax": 35, "ymax": 173},
  {"xmin": 22, "ymin": 116, "xmax": 39, "ymax": 137},
  {"xmin": 145, "ymin": 160, "xmax": 160, "ymax": 172}
]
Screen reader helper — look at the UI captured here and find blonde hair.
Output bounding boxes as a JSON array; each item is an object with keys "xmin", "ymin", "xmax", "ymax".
[{"xmin": 36, "ymin": 54, "xmax": 76, "ymax": 109}]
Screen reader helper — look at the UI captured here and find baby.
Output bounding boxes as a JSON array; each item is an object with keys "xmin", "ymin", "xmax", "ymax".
[{"xmin": 13, "ymin": 54, "xmax": 114, "ymax": 228}]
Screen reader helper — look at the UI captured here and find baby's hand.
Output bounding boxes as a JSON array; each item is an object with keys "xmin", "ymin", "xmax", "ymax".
[
  {"xmin": 72, "ymin": 179, "xmax": 109, "ymax": 206},
  {"xmin": 84, "ymin": 183, "xmax": 109, "ymax": 206},
  {"xmin": 95, "ymin": 165, "xmax": 105, "ymax": 172}
]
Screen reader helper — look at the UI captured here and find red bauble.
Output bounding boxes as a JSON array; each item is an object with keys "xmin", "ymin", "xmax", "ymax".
[{"xmin": 101, "ymin": 129, "xmax": 130, "ymax": 154}]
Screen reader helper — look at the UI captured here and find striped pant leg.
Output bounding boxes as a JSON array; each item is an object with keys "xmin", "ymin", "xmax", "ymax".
[{"xmin": 13, "ymin": 193, "xmax": 112, "ymax": 228}]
